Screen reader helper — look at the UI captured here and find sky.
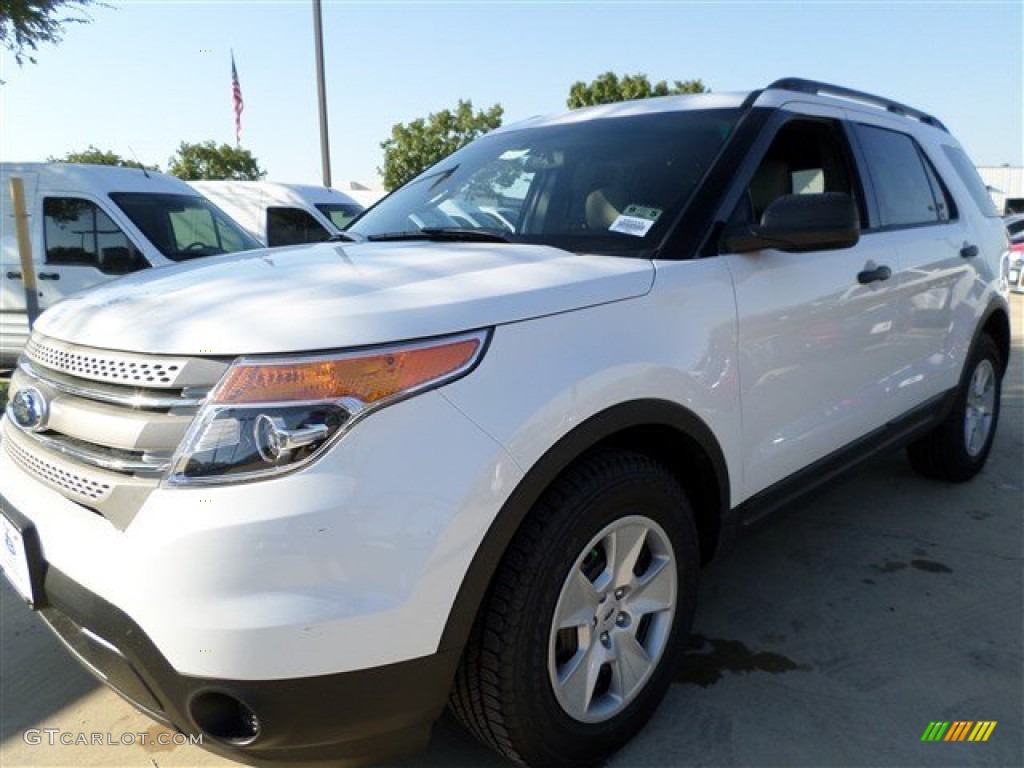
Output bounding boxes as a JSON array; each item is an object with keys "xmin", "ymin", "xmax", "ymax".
[{"xmin": 1, "ymin": 0, "xmax": 1021, "ymax": 188}]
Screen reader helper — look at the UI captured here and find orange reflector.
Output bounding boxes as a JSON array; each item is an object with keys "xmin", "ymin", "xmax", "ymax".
[{"xmin": 214, "ymin": 337, "xmax": 482, "ymax": 405}]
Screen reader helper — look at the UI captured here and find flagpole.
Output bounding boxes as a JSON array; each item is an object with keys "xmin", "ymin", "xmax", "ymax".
[{"xmin": 312, "ymin": 0, "xmax": 332, "ymax": 187}]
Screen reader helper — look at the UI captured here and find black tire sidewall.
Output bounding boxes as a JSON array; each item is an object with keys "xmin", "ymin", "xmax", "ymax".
[
  {"xmin": 949, "ymin": 335, "xmax": 1002, "ymax": 475},
  {"xmin": 501, "ymin": 455, "xmax": 699, "ymax": 766}
]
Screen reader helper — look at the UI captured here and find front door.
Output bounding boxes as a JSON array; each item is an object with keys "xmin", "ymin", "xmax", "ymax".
[
  {"xmin": 38, "ymin": 196, "xmax": 147, "ymax": 308},
  {"xmin": 722, "ymin": 115, "xmax": 904, "ymax": 499}
]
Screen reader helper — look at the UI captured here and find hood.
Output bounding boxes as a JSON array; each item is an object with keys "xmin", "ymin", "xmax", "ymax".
[{"xmin": 36, "ymin": 241, "xmax": 654, "ymax": 355}]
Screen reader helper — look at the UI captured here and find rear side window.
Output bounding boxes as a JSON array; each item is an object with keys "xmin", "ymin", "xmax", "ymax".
[
  {"xmin": 942, "ymin": 145, "xmax": 1000, "ymax": 217},
  {"xmin": 856, "ymin": 125, "xmax": 953, "ymax": 228},
  {"xmin": 266, "ymin": 207, "xmax": 330, "ymax": 247},
  {"xmin": 43, "ymin": 197, "xmax": 145, "ymax": 274}
]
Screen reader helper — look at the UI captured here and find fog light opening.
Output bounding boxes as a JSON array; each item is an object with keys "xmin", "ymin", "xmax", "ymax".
[{"xmin": 189, "ymin": 690, "xmax": 261, "ymax": 745}]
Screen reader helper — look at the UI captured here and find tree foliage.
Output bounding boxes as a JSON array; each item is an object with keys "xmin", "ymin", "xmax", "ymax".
[
  {"xmin": 379, "ymin": 100, "xmax": 504, "ymax": 191},
  {"xmin": 167, "ymin": 141, "xmax": 266, "ymax": 181},
  {"xmin": 1, "ymin": 0, "xmax": 101, "ymax": 66},
  {"xmin": 48, "ymin": 145, "xmax": 158, "ymax": 171},
  {"xmin": 567, "ymin": 72, "xmax": 708, "ymax": 109}
]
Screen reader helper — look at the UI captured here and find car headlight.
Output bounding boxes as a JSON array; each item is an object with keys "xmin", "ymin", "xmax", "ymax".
[{"xmin": 165, "ymin": 330, "xmax": 489, "ymax": 486}]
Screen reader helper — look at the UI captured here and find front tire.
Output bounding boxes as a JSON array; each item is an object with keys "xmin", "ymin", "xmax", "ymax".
[
  {"xmin": 907, "ymin": 333, "xmax": 1002, "ymax": 482},
  {"xmin": 449, "ymin": 451, "xmax": 699, "ymax": 767}
]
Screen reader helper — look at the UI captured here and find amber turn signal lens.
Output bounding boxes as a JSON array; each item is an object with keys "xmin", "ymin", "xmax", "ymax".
[{"xmin": 214, "ymin": 336, "xmax": 482, "ymax": 405}]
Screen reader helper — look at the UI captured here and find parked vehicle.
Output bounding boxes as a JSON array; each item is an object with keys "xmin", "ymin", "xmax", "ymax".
[
  {"xmin": 1003, "ymin": 213, "xmax": 1024, "ymax": 239},
  {"xmin": 0, "ymin": 79, "xmax": 1011, "ymax": 768},
  {"xmin": 1007, "ymin": 237, "xmax": 1024, "ymax": 293},
  {"xmin": 0, "ymin": 163, "xmax": 261, "ymax": 367},
  {"xmin": 189, "ymin": 180, "xmax": 364, "ymax": 246}
]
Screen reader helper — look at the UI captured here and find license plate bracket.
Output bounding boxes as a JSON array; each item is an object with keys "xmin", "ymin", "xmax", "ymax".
[{"xmin": 0, "ymin": 496, "xmax": 46, "ymax": 608}]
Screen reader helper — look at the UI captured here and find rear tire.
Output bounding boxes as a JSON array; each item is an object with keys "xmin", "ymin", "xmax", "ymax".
[
  {"xmin": 449, "ymin": 451, "xmax": 699, "ymax": 767},
  {"xmin": 907, "ymin": 333, "xmax": 1002, "ymax": 482}
]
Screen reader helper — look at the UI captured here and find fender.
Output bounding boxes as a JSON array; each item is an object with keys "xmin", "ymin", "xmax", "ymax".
[
  {"xmin": 436, "ymin": 398, "xmax": 731, "ymax": 656},
  {"xmin": 974, "ymin": 295, "xmax": 1012, "ymax": 377}
]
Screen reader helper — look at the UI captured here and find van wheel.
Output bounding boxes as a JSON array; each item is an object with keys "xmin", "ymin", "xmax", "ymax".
[
  {"xmin": 907, "ymin": 333, "xmax": 1002, "ymax": 482},
  {"xmin": 449, "ymin": 451, "xmax": 698, "ymax": 767}
]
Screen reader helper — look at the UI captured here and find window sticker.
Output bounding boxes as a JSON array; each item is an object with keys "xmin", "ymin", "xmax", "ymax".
[{"xmin": 609, "ymin": 204, "xmax": 662, "ymax": 237}]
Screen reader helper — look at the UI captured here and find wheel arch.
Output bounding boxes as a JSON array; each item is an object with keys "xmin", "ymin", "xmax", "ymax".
[
  {"xmin": 437, "ymin": 398, "xmax": 732, "ymax": 657},
  {"xmin": 978, "ymin": 299, "xmax": 1011, "ymax": 377}
]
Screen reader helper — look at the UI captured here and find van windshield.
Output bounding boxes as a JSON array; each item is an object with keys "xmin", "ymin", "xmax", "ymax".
[
  {"xmin": 109, "ymin": 193, "xmax": 262, "ymax": 261},
  {"xmin": 348, "ymin": 108, "xmax": 739, "ymax": 256},
  {"xmin": 316, "ymin": 202, "xmax": 364, "ymax": 229}
]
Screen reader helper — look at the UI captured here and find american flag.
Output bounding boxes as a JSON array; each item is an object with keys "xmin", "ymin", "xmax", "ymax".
[{"xmin": 231, "ymin": 52, "xmax": 244, "ymax": 145}]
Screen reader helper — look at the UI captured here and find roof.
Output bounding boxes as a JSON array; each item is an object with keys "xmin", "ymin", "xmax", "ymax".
[
  {"xmin": 189, "ymin": 180, "xmax": 360, "ymax": 206},
  {"xmin": 0, "ymin": 162, "xmax": 196, "ymax": 195},
  {"xmin": 496, "ymin": 77, "xmax": 948, "ymax": 138}
]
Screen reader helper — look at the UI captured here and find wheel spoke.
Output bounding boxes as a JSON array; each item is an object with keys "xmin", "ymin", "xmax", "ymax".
[
  {"xmin": 624, "ymin": 555, "xmax": 675, "ymax": 616},
  {"xmin": 556, "ymin": 568, "xmax": 600, "ymax": 630},
  {"xmin": 610, "ymin": 632, "xmax": 652, "ymax": 700},
  {"xmin": 973, "ymin": 364, "xmax": 992, "ymax": 398},
  {"xmin": 608, "ymin": 523, "xmax": 648, "ymax": 589},
  {"xmin": 557, "ymin": 640, "xmax": 606, "ymax": 716}
]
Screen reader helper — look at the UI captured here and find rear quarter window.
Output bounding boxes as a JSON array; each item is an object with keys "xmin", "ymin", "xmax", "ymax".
[{"xmin": 942, "ymin": 145, "xmax": 1000, "ymax": 217}]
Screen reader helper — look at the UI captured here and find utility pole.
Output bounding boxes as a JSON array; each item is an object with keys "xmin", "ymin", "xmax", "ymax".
[{"xmin": 313, "ymin": 0, "xmax": 332, "ymax": 187}]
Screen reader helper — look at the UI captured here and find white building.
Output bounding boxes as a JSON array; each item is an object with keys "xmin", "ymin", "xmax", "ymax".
[{"xmin": 976, "ymin": 166, "xmax": 1024, "ymax": 214}]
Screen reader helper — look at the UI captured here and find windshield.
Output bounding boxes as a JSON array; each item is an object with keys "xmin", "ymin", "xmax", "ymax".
[
  {"xmin": 316, "ymin": 202, "xmax": 364, "ymax": 229},
  {"xmin": 349, "ymin": 109, "xmax": 739, "ymax": 255},
  {"xmin": 110, "ymin": 193, "xmax": 263, "ymax": 261}
]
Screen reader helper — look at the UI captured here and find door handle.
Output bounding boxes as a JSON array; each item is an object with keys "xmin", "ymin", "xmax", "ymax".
[
  {"xmin": 960, "ymin": 243, "xmax": 979, "ymax": 259},
  {"xmin": 37, "ymin": 272, "xmax": 60, "ymax": 280},
  {"xmin": 857, "ymin": 264, "xmax": 892, "ymax": 285},
  {"xmin": 5, "ymin": 271, "xmax": 22, "ymax": 280}
]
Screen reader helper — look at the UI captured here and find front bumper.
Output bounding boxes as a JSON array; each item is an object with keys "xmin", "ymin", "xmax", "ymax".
[
  {"xmin": 15, "ymin": 550, "xmax": 458, "ymax": 766},
  {"xmin": 0, "ymin": 387, "xmax": 522, "ymax": 765}
]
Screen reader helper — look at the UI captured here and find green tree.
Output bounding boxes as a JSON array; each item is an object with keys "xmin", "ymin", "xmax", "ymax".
[
  {"xmin": 567, "ymin": 72, "xmax": 708, "ymax": 109},
  {"xmin": 1, "ymin": 0, "xmax": 101, "ymax": 66},
  {"xmin": 48, "ymin": 145, "xmax": 158, "ymax": 171},
  {"xmin": 379, "ymin": 100, "xmax": 503, "ymax": 191},
  {"xmin": 167, "ymin": 141, "xmax": 266, "ymax": 181}
]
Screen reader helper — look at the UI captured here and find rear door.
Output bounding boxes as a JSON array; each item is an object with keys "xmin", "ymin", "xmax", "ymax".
[
  {"xmin": 721, "ymin": 110, "xmax": 905, "ymax": 499},
  {"xmin": 852, "ymin": 125, "xmax": 985, "ymax": 408}
]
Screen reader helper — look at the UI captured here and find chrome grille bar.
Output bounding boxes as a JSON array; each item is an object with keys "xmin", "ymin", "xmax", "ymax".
[{"xmin": 19, "ymin": 359, "xmax": 209, "ymax": 410}]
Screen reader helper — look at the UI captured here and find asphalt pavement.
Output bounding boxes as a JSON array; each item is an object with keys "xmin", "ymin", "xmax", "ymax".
[{"xmin": 1, "ymin": 295, "xmax": 1021, "ymax": 768}]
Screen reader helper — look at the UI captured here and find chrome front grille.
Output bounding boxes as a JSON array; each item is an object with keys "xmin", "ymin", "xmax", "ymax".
[
  {"xmin": 5, "ymin": 431, "xmax": 113, "ymax": 502},
  {"xmin": 4, "ymin": 334, "xmax": 231, "ymax": 527},
  {"xmin": 24, "ymin": 335, "xmax": 227, "ymax": 389}
]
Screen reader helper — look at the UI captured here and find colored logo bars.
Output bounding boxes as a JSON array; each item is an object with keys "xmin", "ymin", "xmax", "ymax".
[{"xmin": 921, "ymin": 721, "xmax": 997, "ymax": 742}]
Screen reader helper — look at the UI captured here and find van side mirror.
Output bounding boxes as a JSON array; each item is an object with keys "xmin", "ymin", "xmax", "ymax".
[
  {"xmin": 723, "ymin": 192, "xmax": 860, "ymax": 253},
  {"xmin": 99, "ymin": 245, "xmax": 143, "ymax": 274}
]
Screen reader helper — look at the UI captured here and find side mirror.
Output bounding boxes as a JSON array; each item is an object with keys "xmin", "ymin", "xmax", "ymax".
[
  {"xmin": 99, "ymin": 245, "xmax": 143, "ymax": 274},
  {"xmin": 723, "ymin": 192, "xmax": 860, "ymax": 253}
]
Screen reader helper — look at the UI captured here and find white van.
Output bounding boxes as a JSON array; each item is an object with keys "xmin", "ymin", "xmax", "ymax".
[
  {"xmin": 1, "ymin": 163, "xmax": 262, "ymax": 366},
  {"xmin": 189, "ymin": 181, "xmax": 365, "ymax": 247}
]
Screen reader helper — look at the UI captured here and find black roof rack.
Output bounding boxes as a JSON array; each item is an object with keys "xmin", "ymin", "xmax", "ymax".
[{"xmin": 767, "ymin": 77, "xmax": 949, "ymax": 133}]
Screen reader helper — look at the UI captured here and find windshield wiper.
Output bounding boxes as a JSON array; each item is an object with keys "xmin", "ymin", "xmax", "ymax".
[
  {"xmin": 327, "ymin": 231, "xmax": 361, "ymax": 242},
  {"xmin": 367, "ymin": 227, "xmax": 512, "ymax": 243}
]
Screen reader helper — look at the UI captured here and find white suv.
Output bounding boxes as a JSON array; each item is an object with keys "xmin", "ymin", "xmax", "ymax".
[{"xmin": 0, "ymin": 79, "xmax": 1011, "ymax": 768}]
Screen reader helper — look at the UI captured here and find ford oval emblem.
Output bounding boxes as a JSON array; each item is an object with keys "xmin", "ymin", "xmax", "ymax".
[{"xmin": 10, "ymin": 387, "xmax": 49, "ymax": 432}]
